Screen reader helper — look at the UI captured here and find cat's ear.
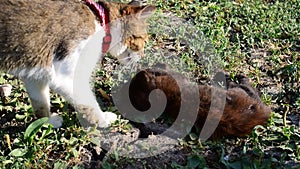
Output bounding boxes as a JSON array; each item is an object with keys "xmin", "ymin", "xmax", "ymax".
[
  {"xmin": 138, "ymin": 5, "xmax": 155, "ymax": 19},
  {"xmin": 122, "ymin": 5, "xmax": 155, "ymax": 18},
  {"xmin": 138, "ymin": 70, "xmax": 152, "ymax": 83},
  {"xmin": 129, "ymin": 0, "xmax": 147, "ymax": 6}
]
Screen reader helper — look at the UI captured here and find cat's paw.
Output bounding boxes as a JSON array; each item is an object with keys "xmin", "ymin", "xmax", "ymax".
[
  {"xmin": 98, "ymin": 112, "xmax": 118, "ymax": 128},
  {"xmin": 48, "ymin": 113, "xmax": 63, "ymax": 128}
]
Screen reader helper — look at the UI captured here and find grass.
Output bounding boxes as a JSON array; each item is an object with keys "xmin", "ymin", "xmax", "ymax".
[{"xmin": 1, "ymin": 0, "xmax": 300, "ymax": 168}]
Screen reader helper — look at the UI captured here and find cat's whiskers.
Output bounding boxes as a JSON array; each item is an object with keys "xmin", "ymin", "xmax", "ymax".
[
  {"xmin": 117, "ymin": 49, "xmax": 141, "ymax": 65},
  {"xmin": 119, "ymin": 54, "xmax": 139, "ymax": 65}
]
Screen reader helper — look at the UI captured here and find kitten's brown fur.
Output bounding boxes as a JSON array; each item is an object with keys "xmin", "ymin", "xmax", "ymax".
[{"xmin": 122, "ymin": 68, "xmax": 271, "ymax": 139}]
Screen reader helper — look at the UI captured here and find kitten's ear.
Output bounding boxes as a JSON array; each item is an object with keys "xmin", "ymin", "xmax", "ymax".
[
  {"xmin": 139, "ymin": 5, "xmax": 155, "ymax": 19},
  {"xmin": 129, "ymin": 0, "xmax": 147, "ymax": 6},
  {"xmin": 135, "ymin": 70, "xmax": 150, "ymax": 83},
  {"xmin": 122, "ymin": 4, "xmax": 155, "ymax": 18}
]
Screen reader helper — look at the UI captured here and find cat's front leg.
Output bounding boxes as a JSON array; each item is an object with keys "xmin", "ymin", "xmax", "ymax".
[
  {"xmin": 72, "ymin": 81, "xmax": 118, "ymax": 128},
  {"xmin": 50, "ymin": 76, "xmax": 117, "ymax": 128},
  {"xmin": 23, "ymin": 78, "xmax": 50, "ymax": 117},
  {"xmin": 75, "ymin": 103, "xmax": 118, "ymax": 128},
  {"xmin": 23, "ymin": 78, "xmax": 63, "ymax": 128},
  {"xmin": 68, "ymin": 28, "xmax": 117, "ymax": 128}
]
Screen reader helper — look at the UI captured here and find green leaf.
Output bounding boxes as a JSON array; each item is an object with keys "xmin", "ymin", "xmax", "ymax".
[
  {"xmin": 90, "ymin": 137, "xmax": 101, "ymax": 146},
  {"xmin": 72, "ymin": 166, "xmax": 81, "ymax": 169},
  {"xmin": 9, "ymin": 148, "xmax": 28, "ymax": 157},
  {"xmin": 189, "ymin": 133, "xmax": 198, "ymax": 141},
  {"xmin": 0, "ymin": 77, "xmax": 4, "ymax": 84},
  {"xmin": 70, "ymin": 148, "xmax": 79, "ymax": 158},
  {"xmin": 102, "ymin": 161, "xmax": 114, "ymax": 169},
  {"xmin": 187, "ymin": 155, "xmax": 206, "ymax": 168},
  {"xmin": 2, "ymin": 160, "xmax": 13, "ymax": 165},
  {"xmin": 228, "ymin": 161, "xmax": 242, "ymax": 169},
  {"xmin": 24, "ymin": 117, "xmax": 48, "ymax": 143},
  {"xmin": 54, "ymin": 161, "xmax": 68, "ymax": 169},
  {"xmin": 40, "ymin": 124, "xmax": 53, "ymax": 139},
  {"xmin": 15, "ymin": 114, "xmax": 26, "ymax": 120}
]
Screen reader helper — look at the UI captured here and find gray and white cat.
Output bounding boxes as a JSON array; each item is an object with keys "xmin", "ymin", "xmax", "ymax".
[{"xmin": 0, "ymin": 0, "xmax": 155, "ymax": 128}]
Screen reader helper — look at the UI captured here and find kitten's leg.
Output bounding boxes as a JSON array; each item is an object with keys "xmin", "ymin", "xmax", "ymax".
[
  {"xmin": 49, "ymin": 28, "xmax": 117, "ymax": 128},
  {"xmin": 23, "ymin": 79, "xmax": 63, "ymax": 128},
  {"xmin": 49, "ymin": 29, "xmax": 117, "ymax": 128},
  {"xmin": 50, "ymin": 75, "xmax": 117, "ymax": 128},
  {"xmin": 72, "ymin": 81, "xmax": 118, "ymax": 128},
  {"xmin": 23, "ymin": 79, "xmax": 50, "ymax": 117}
]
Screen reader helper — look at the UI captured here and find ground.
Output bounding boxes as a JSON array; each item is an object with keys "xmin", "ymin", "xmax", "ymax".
[{"xmin": 0, "ymin": 0, "xmax": 299, "ymax": 168}]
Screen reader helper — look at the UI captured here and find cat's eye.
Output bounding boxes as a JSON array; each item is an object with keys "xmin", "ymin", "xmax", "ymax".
[
  {"xmin": 248, "ymin": 104, "xmax": 255, "ymax": 110},
  {"xmin": 226, "ymin": 95, "xmax": 232, "ymax": 104}
]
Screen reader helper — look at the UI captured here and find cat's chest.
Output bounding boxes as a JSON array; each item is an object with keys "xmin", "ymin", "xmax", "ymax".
[{"xmin": 53, "ymin": 21, "xmax": 104, "ymax": 75}]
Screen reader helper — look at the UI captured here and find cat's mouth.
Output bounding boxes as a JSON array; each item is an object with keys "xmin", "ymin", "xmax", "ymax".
[
  {"xmin": 117, "ymin": 49, "xmax": 141, "ymax": 65},
  {"xmin": 108, "ymin": 40, "xmax": 142, "ymax": 65}
]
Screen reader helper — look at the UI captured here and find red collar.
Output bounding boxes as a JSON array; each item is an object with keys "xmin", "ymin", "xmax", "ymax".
[{"xmin": 83, "ymin": 0, "xmax": 111, "ymax": 53}]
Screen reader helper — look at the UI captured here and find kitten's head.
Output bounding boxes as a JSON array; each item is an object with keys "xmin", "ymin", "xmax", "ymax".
[
  {"xmin": 101, "ymin": 1, "xmax": 155, "ymax": 64},
  {"xmin": 216, "ymin": 88, "xmax": 271, "ymax": 138}
]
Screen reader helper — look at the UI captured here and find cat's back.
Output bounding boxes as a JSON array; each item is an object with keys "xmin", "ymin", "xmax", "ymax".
[
  {"xmin": 0, "ymin": 0, "xmax": 93, "ymax": 25},
  {"xmin": 0, "ymin": 0, "xmax": 95, "ymax": 70}
]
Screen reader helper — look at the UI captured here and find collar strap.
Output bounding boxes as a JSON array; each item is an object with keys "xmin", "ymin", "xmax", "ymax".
[{"xmin": 83, "ymin": 0, "xmax": 111, "ymax": 53}]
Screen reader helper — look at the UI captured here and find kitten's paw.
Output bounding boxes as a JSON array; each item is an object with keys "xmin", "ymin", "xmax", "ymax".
[
  {"xmin": 98, "ymin": 112, "xmax": 118, "ymax": 128},
  {"xmin": 48, "ymin": 113, "xmax": 63, "ymax": 128}
]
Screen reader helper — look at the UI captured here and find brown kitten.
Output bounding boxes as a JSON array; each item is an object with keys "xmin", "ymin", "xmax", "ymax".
[
  {"xmin": 120, "ymin": 68, "xmax": 271, "ymax": 139},
  {"xmin": 0, "ymin": 0, "xmax": 155, "ymax": 128}
]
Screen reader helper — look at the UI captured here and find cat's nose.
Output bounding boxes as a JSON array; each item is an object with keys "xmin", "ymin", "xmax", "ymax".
[
  {"xmin": 139, "ymin": 50, "xmax": 144, "ymax": 58},
  {"xmin": 130, "ymin": 52, "xmax": 141, "ymax": 62}
]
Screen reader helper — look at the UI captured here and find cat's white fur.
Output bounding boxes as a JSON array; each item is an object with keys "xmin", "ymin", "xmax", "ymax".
[{"xmin": 9, "ymin": 20, "xmax": 133, "ymax": 128}]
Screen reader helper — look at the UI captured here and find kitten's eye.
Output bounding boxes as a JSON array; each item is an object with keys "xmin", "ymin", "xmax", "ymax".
[
  {"xmin": 133, "ymin": 35, "xmax": 144, "ymax": 40},
  {"xmin": 226, "ymin": 95, "xmax": 232, "ymax": 104},
  {"xmin": 248, "ymin": 104, "xmax": 255, "ymax": 110}
]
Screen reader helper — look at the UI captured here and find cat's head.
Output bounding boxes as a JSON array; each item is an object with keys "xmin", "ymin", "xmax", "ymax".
[{"xmin": 100, "ymin": 1, "xmax": 155, "ymax": 64}]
